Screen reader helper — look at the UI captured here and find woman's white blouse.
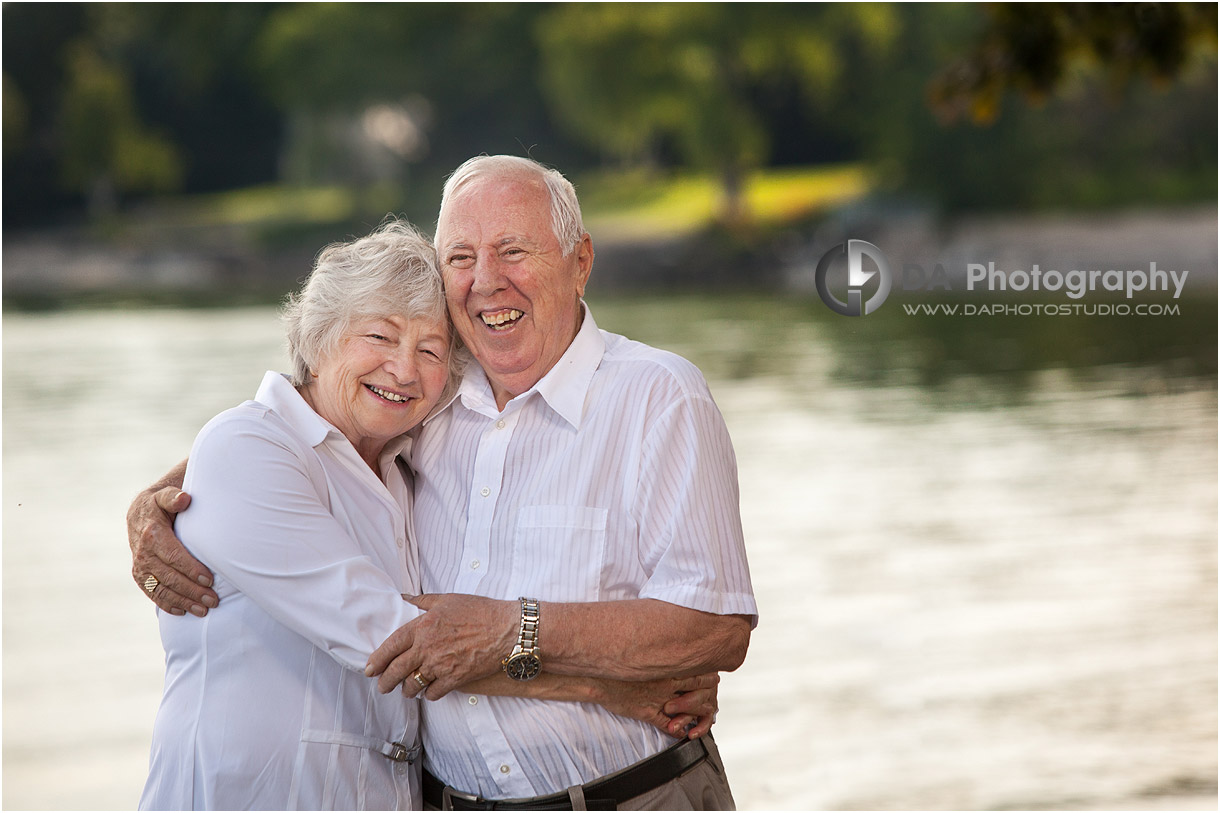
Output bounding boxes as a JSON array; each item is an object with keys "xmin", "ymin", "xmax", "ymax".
[{"xmin": 140, "ymin": 371, "xmax": 423, "ymax": 811}]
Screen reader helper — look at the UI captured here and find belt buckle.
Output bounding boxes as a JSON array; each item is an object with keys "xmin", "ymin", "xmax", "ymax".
[
  {"xmin": 443, "ymin": 786, "xmax": 490, "ymax": 810},
  {"xmin": 386, "ymin": 741, "xmax": 421, "ymax": 763}
]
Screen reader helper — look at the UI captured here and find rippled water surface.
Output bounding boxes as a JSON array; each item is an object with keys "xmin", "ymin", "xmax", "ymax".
[{"xmin": 4, "ymin": 298, "xmax": 1215, "ymax": 809}]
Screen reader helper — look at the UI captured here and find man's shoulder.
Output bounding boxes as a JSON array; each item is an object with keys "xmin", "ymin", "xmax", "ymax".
[{"xmin": 597, "ymin": 330, "xmax": 712, "ymax": 399}]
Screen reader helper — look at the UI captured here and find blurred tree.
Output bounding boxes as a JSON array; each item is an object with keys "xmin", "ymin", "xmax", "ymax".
[
  {"xmin": 57, "ymin": 42, "xmax": 182, "ymax": 217},
  {"xmin": 861, "ymin": 3, "xmax": 1218, "ymax": 212},
  {"xmin": 3, "ymin": 3, "xmax": 90, "ymax": 223},
  {"xmin": 86, "ymin": 3, "xmax": 284, "ymax": 193},
  {"xmin": 929, "ymin": 3, "xmax": 1218, "ymax": 124},
  {"xmin": 253, "ymin": 2, "xmax": 591, "ymax": 214},
  {"xmin": 4, "ymin": 73, "xmax": 29, "ymax": 157},
  {"xmin": 3, "ymin": 3, "xmax": 282, "ymax": 224},
  {"xmin": 534, "ymin": 3, "xmax": 896, "ymax": 224}
]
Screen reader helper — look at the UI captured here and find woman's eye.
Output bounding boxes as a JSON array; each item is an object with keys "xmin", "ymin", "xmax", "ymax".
[{"xmin": 368, "ymin": 334, "xmax": 389, "ymax": 341}]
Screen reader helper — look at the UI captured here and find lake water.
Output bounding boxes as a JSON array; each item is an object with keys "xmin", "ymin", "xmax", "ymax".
[{"xmin": 3, "ymin": 297, "xmax": 1215, "ymax": 810}]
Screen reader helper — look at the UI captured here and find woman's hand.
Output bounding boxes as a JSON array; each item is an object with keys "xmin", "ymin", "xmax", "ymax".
[
  {"xmin": 593, "ymin": 673, "xmax": 720, "ymax": 739},
  {"xmin": 127, "ymin": 462, "xmax": 218, "ymax": 616}
]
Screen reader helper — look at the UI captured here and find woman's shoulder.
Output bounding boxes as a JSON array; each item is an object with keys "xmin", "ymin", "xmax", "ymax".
[{"xmin": 190, "ymin": 400, "xmax": 311, "ymax": 463}]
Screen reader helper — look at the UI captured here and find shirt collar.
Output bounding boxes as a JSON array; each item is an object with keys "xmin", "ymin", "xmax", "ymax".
[
  {"xmin": 255, "ymin": 370, "xmax": 414, "ymax": 462},
  {"xmin": 449, "ymin": 302, "xmax": 605, "ymax": 429}
]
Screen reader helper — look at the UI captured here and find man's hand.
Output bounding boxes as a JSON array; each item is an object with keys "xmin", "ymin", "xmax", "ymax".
[
  {"xmin": 128, "ymin": 473, "xmax": 218, "ymax": 616},
  {"xmin": 596, "ymin": 673, "xmax": 720, "ymax": 740},
  {"xmin": 365, "ymin": 594, "xmax": 517, "ymax": 699}
]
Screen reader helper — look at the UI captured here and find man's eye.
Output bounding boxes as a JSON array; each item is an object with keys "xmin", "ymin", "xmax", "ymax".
[
  {"xmin": 447, "ymin": 254, "xmax": 474, "ymax": 267},
  {"xmin": 367, "ymin": 334, "xmax": 389, "ymax": 341}
]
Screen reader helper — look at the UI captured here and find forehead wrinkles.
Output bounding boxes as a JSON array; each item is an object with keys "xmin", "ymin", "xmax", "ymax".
[{"xmin": 439, "ymin": 176, "xmax": 552, "ymax": 249}]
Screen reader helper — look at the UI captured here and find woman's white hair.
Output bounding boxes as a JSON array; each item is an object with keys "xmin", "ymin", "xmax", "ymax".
[
  {"xmin": 282, "ymin": 217, "xmax": 455, "ymax": 387},
  {"xmin": 438, "ymin": 155, "xmax": 586, "ymax": 256}
]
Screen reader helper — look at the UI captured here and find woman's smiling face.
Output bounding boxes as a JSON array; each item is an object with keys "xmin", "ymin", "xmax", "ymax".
[{"xmin": 305, "ymin": 312, "xmax": 450, "ymax": 468}]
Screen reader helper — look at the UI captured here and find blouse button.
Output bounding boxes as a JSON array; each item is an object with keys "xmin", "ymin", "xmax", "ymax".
[
  {"xmin": 500, "ymin": 765, "xmax": 511, "ymax": 774},
  {"xmin": 496, "ymin": 419, "xmax": 506, "ymax": 430},
  {"xmin": 480, "ymin": 487, "xmax": 491, "ymax": 497},
  {"xmin": 468, "ymin": 696, "xmax": 478, "ymax": 706}
]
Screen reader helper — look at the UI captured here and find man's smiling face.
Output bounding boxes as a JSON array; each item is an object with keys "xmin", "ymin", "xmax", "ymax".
[{"xmin": 436, "ymin": 172, "xmax": 592, "ymax": 409}]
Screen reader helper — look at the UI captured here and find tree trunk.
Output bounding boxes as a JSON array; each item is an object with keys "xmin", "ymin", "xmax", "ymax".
[{"xmin": 719, "ymin": 163, "xmax": 748, "ymax": 227}]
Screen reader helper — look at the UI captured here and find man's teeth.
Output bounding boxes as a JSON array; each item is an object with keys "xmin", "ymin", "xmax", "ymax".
[
  {"xmin": 482, "ymin": 309, "xmax": 523, "ymax": 327},
  {"xmin": 368, "ymin": 385, "xmax": 407, "ymax": 402}
]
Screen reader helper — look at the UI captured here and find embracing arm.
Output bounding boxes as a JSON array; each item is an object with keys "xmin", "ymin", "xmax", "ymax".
[
  {"xmin": 462, "ymin": 671, "xmax": 721, "ymax": 740},
  {"xmin": 367, "ymin": 594, "xmax": 751, "ymax": 698},
  {"xmin": 155, "ymin": 409, "xmax": 419, "ymax": 668},
  {"xmin": 368, "ymin": 379, "xmax": 756, "ymax": 697},
  {"xmin": 127, "ymin": 458, "xmax": 218, "ymax": 616},
  {"xmin": 544, "ymin": 599, "xmax": 751, "ymax": 680}
]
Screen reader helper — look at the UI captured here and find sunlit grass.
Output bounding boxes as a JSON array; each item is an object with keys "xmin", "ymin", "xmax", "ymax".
[
  {"xmin": 126, "ymin": 164, "xmax": 871, "ymax": 241},
  {"xmin": 580, "ymin": 163, "xmax": 871, "ymax": 241},
  {"xmin": 746, "ymin": 164, "xmax": 871, "ymax": 223},
  {"xmin": 186, "ymin": 184, "xmax": 358, "ymax": 227}
]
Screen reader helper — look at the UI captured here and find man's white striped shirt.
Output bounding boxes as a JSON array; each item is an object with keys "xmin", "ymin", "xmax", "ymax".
[{"xmin": 411, "ymin": 306, "xmax": 757, "ymax": 798}]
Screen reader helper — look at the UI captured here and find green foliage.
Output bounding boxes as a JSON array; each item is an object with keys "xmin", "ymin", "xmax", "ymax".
[
  {"xmin": 535, "ymin": 3, "xmax": 895, "ymax": 223},
  {"xmin": 3, "ymin": 2, "xmax": 1216, "ymax": 227},
  {"xmin": 929, "ymin": 3, "xmax": 1218, "ymax": 124},
  {"xmin": 56, "ymin": 43, "xmax": 183, "ymax": 213},
  {"xmin": 252, "ymin": 4, "xmax": 579, "ymax": 186},
  {"xmin": 862, "ymin": 4, "xmax": 1218, "ymax": 212},
  {"xmin": 256, "ymin": 4, "xmax": 416, "ymax": 110},
  {"xmin": 3, "ymin": 72, "xmax": 28, "ymax": 156}
]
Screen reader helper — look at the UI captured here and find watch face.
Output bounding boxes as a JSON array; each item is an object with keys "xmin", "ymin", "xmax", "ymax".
[{"xmin": 505, "ymin": 653, "xmax": 541, "ymax": 681}]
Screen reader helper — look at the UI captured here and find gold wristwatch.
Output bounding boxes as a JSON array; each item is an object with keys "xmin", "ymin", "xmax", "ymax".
[{"xmin": 502, "ymin": 597, "xmax": 541, "ymax": 681}]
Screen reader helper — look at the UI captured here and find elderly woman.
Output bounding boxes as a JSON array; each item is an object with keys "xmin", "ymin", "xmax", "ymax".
[{"xmin": 139, "ymin": 219, "xmax": 713, "ymax": 811}]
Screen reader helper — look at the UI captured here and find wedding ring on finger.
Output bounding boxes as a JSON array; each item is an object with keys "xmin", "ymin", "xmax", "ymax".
[
  {"xmin": 411, "ymin": 672, "xmax": 429, "ymax": 691},
  {"xmin": 143, "ymin": 574, "xmax": 160, "ymax": 594}
]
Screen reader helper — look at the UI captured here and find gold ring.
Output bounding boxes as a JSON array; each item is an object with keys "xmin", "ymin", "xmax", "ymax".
[
  {"xmin": 143, "ymin": 574, "xmax": 160, "ymax": 594},
  {"xmin": 411, "ymin": 672, "xmax": 428, "ymax": 690}
]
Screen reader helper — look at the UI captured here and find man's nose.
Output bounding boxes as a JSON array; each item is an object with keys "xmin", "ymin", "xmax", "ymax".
[{"xmin": 470, "ymin": 251, "xmax": 508, "ymax": 297}]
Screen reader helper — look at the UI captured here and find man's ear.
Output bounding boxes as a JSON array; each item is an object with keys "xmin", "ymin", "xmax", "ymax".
[{"xmin": 574, "ymin": 233, "xmax": 594, "ymax": 297}]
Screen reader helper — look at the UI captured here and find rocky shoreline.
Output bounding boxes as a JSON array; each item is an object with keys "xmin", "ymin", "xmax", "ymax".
[{"xmin": 4, "ymin": 206, "xmax": 1215, "ymax": 308}]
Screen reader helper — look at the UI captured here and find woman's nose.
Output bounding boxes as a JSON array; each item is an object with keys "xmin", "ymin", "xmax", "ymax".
[{"xmin": 383, "ymin": 348, "xmax": 418, "ymax": 384}]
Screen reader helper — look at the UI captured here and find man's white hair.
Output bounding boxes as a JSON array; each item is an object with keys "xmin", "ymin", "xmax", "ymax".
[{"xmin": 438, "ymin": 155, "xmax": 586, "ymax": 256}]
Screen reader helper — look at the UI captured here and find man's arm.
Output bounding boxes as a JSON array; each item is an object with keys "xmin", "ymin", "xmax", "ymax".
[
  {"xmin": 127, "ymin": 459, "xmax": 218, "ymax": 616},
  {"xmin": 461, "ymin": 671, "xmax": 721, "ymax": 740},
  {"xmin": 545, "ymin": 600, "xmax": 751, "ymax": 680},
  {"xmin": 366, "ymin": 594, "xmax": 751, "ymax": 698}
]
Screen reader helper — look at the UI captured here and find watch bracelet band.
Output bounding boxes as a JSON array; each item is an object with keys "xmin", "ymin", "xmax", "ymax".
[{"xmin": 515, "ymin": 596, "xmax": 540, "ymax": 657}]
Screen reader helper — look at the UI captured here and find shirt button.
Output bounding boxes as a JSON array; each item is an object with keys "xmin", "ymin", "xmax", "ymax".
[
  {"xmin": 480, "ymin": 487, "xmax": 490, "ymax": 497},
  {"xmin": 500, "ymin": 765, "xmax": 511, "ymax": 774},
  {"xmin": 496, "ymin": 419, "xmax": 506, "ymax": 429},
  {"xmin": 395, "ymin": 537, "xmax": 405, "ymax": 548},
  {"xmin": 470, "ymin": 560, "xmax": 480, "ymax": 570},
  {"xmin": 468, "ymin": 696, "xmax": 478, "ymax": 706}
]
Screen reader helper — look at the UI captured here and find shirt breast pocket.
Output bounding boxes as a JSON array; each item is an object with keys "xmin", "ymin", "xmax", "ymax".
[{"xmin": 510, "ymin": 505, "xmax": 607, "ymax": 602}]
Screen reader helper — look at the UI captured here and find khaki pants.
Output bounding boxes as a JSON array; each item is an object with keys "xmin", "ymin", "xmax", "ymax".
[{"xmin": 617, "ymin": 735, "xmax": 735, "ymax": 811}]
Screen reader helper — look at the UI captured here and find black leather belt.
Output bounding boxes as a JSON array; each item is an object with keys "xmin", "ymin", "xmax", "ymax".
[{"xmin": 423, "ymin": 735, "xmax": 712, "ymax": 810}]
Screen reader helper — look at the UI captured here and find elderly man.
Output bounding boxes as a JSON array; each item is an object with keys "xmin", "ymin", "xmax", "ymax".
[{"xmin": 129, "ymin": 155, "xmax": 757, "ymax": 810}]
